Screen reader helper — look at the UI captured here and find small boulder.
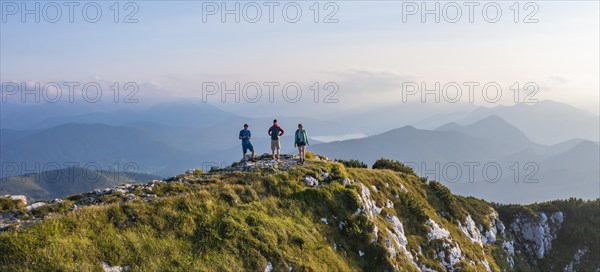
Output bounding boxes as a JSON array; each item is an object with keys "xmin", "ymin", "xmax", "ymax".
[
  {"xmin": 303, "ymin": 176, "xmax": 319, "ymax": 187},
  {"xmin": 343, "ymin": 178, "xmax": 352, "ymax": 186},
  {"xmin": 101, "ymin": 261, "xmax": 130, "ymax": 272},
  {"xmin": 26, "ymin": 202, "xmax": 47, "ymax": 212},
  {"xmin": 264, "ymin": 261, "xmax": 273, "ymax": 272},
  {"xmin": 111, "ymin": 188, "xmax": 128, "ymax": 195}
]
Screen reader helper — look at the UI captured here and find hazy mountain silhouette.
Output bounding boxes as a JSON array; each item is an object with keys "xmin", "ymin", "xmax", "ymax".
[
  {"xmin": 0, "ymin": 123, "xmax": 192, "ymax": 178},
  {"xmin": 313, "ymin": 116, "xmax": 599, "ymax": 203},
  {"xmin": 436, "ymin": 115, "xmax": 537, "ymax": 157},
  {"xmin": 457, "ymin": 101, "xmax": 599, "ymax": 145},
  {"xmin": 2, "ymin": 101, "xmax": 233, "ymax": 130},
  {"xmin": 312, "ymin": 125, "xmax": 496, "ymax": 164}
]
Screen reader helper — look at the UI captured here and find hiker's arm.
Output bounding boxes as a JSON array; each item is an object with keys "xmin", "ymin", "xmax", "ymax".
[
  {"xmin": 279, "ymin": 127, "xmax": 285, "ymax": 136},
  {"xmin": 305, "ymin": 131, "xmax": 309, "ymax": 145}
]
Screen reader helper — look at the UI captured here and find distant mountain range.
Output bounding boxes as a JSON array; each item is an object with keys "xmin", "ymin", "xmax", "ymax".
[
  {"xmin": 417, "ymin": 100, "xmax": 599, "ymax": 145},
  {"xmin": 1, "ymin": 99, "xmax": 598, "ymax": 203},
  {"xmin": 0, "ymin": 123, "xmax": 194, "ymax": 177},
  {"xmin": 0, "ymin": 101, "xmax": 233, "ymax": 130},
  {"xmin": 312, "ymin": 115, "xmax": 599, "ymax": 203}
]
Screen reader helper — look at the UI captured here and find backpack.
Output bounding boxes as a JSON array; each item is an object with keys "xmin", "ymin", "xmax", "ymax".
[{"xmin": 296, "ymin": 130, "xmax": 305, "ymax": 144}]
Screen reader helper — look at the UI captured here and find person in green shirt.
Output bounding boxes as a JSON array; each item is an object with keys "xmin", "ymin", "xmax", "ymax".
[{"xmin": 294, "ymin": 123, "xmax": 309, "ymax": 163}]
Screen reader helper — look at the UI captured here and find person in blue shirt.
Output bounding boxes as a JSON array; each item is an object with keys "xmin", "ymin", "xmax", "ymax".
[{"xmin": 239, "ymin": 124, "xmax": 256, "ymax": 162}]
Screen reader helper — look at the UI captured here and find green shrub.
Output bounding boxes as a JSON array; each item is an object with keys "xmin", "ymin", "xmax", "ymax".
[
  {"xmin": 153, "ymin": 182, "xmax": 191, "ymax": 197},
  {"xmin": 30, "ymin": 201, "xmax": 72, "ymax": 218},
  {"xmin": 427, "ymin": 181, "xmax": 465, "ymax": 221},
  {"xmin": 330, "ymin": 163, "xmax": 349, "ymax": 180},
  {"xmin": 397, "ymin": 192, "xmax": 427, "ymax": 222},
  {"xmin": 219, "ymin": 188, "xmax": 240, "ymax": 205},
  {"xmin": 0, "ymin": 197, "xmax": 26, "ymax": 212},
  {"xmin": 335, "ymin": 159, "xmax": 368, "ymax": 169},
  {"xmin": 343, "ymin": 213, "xmax": 374, "ymax": 243},
  {"xmin": 372, "ymin": 158, "xmax": 415, "ymax": 175}
]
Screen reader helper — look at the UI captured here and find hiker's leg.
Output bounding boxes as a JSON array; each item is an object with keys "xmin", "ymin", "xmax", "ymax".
[
  {"xmin": 275, "ymin": 140, "xmax": 281, "ymax": 160},
  {"xmin": 271, "ymin": 140, "xmax": 276, "ymax": 159},
  {"xmin": 247, "ymin": 144, "xmax": 254, "ymax": 160}
]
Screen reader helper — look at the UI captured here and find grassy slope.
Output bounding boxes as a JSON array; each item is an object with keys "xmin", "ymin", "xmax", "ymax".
[{"xmin": 0, "ymin": 160, "xmax": 597, "ymax": 271}]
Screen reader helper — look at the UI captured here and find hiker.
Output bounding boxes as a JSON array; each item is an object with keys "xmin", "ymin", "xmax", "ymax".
[
  {"xmin": 239, "ymin": 123, "xmax": 256, "ymax": 162},
  {"xmin": 294, "ymin": 123, "xmax": 309, "ymax": 163},
  {"xmin": 268, "ymin": 119, "xmax": 285, "ymax": 160}
]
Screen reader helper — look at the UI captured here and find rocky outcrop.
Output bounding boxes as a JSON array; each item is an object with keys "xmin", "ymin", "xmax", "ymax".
[
  {"xmin": 426, "ymin": 218, "xmax": 465, "ymax": 271},
  {"xmin": 509, "ymin": 211, "xmax": 564, "ymax": 259},
  {"xmin": 426, "ymin": 218, "xmax": 450, "ymax": 240},
  {"xmin": 458, "ymin": 215, "xmax": 484, "ymax": 246},
  {"xmin": 355, "ymin": 182, "xmax": 382, "ymax": 218},
  {"xmin": 437, "ymin": 241, "xmax": 464, "ymax": 271},
  {"xmin": 385, "ymin": 214, "xmax": 419, "ymax": 269},
  {"xmin": 481, "ymin": 212, "xmax": 506, "ymax": 244},
  {"xmin": 214, "ymin": 154, "xmax": 329, "ymax": 173},
  {"xmin": 563, "ymin": 247, "xmax": 588, "ymax": 272}
]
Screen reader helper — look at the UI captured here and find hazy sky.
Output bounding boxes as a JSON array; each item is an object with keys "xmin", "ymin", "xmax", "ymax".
[{"xmin": 1, "ymin": 1, "xmax": 598, "ymax": 116}]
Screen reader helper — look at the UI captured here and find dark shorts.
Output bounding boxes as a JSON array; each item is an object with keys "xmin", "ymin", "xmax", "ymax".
[
  {"xmin": 297, "ymin": 142, "xmax": 306, "ymax": 147},
  {"xmin": 242, "ymin": 143, "xmax": 254, "ymax": 153}
]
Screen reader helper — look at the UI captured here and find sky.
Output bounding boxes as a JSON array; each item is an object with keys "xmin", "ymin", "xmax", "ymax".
[{"xmin": 1, "ymin": 1, "xmax": 599, "ymax": 117}]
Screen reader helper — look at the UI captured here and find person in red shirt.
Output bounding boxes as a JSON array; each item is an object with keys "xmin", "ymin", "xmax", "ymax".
[{"xmin": 268, "ymin": 119, "xmax": 285, "ymax": 161}]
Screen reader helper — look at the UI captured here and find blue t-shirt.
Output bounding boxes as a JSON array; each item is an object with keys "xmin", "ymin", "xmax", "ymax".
[{"xmin": 239, "ymin": 129, "xmax": 251, "ymax": 145}]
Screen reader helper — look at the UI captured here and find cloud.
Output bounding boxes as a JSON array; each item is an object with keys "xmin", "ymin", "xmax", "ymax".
[
  {"xmin": 548, "ymin": 75, "xmax": 569, "ymax": 85},
  {"xmin": 330, "ymin": 67, "xmax": 416, "ymax": 94}
]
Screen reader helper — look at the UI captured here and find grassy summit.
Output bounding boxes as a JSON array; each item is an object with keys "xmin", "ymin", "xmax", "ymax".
[{"xmin": 0, "ymin": 154, "xmax": 597, "ymax": 271}]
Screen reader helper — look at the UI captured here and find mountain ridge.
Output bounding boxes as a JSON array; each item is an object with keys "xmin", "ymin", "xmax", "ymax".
[{"xmin": 0, "ymin": 154, "xmax": 597, "ymax": 271}]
